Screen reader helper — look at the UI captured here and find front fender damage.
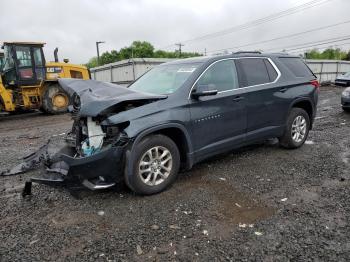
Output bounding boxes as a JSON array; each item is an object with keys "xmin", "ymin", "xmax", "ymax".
[{"xmin": 1, "ymin": 78, "xmax": 165, "ymax": 196}]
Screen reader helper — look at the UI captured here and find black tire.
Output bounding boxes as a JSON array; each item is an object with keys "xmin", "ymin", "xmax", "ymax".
[
  {"xmin": 342, "ymin": 107, "xmax": 350, "ymax": 112},
  {"xmin": 39, "ymin": 107, "xmax": 48, "ymax": 114},
  {"xmin": 42, "ymin": 83, "xmax": 70, "ymax": 114},
  {"xmin": 279, "ymin": 108, "xmax": 310, "ymax": 149},
  {"xmin": 125, "ymin": 134, "xmax": 180, "ymax": 195}
]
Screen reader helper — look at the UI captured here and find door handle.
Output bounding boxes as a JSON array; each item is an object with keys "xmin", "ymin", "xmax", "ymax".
[
  {"xmin": 233, "ymin": 96, "xmax": 244, "ymax": 102},
  {"xmin": 279, "ymin": 88, "xmax": 288, "ymax": 93}
]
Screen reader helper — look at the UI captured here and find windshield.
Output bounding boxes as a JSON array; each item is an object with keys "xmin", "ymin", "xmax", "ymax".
[
  {"xmin": 129, "ymin": 63, "xmax": 201, "ymax": 95},
  {"xmin": 344, "ymin": 72, "xmax": 350, "ymax": 77},
  {"xmin": 3, "ymin": 45, "xmax": 15, "ymax": 71}
]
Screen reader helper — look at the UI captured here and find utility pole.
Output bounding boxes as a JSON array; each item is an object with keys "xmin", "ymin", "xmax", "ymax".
[
  {"xmin": 175, "ymin": 43, "xmax": 184, "ymax": 57},
  {"xmin": 96, "ymin": 41, "xmax": 105, "ymax": 65}
]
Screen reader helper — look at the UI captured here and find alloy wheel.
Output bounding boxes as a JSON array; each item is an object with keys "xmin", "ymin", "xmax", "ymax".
[
  {"xmin": 138, "ymin": 146, "xmax": 173, "ymax": 186},
  {"xmin": 291, "ymin": 115, "xmax": 307, "ymax": 143}
]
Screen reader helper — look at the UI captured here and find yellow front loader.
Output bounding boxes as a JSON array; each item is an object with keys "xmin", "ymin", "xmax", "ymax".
[{"xmin": 0, "ymin": 42, "xmax": 90, "ymax": 114}]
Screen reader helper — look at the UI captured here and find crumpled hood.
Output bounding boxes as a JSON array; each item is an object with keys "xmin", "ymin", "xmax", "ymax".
[{"xmin": 58, "ymin": 78, "xmax": 167, "ymax": 117}]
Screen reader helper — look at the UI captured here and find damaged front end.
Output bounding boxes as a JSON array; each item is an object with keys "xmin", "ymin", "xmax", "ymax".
[
  {"xmin": 1, "ymin": 79, "xmax": 166, "ymax": 196},
  {"xmin": 4, "ymin": 117, "xmax": 130, "ymax": 196}
]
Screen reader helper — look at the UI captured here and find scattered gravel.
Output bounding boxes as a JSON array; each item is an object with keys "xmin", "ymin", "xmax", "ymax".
[{"xmin": 0, "ymin": 86, "xmax": 349, "ymax": 261}]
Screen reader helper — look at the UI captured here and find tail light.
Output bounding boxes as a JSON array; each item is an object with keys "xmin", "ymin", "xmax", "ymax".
[{"xmin": 310, "ymin": 79, "xmax": 320, "ymax": 89}]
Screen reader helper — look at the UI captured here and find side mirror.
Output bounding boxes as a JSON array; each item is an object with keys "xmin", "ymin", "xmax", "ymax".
[{"xmin": 191, "ymin": 84, "xmax": 218, "ymax": 99}]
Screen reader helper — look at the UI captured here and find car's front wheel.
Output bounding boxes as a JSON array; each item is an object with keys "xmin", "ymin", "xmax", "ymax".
[
  {"xmin": 279, "ymin": 108, "xmax": 310, "ymax": 149},
  {"xmin": 125, "ymin": 134, "xmax": 180, "ymax": 195}
]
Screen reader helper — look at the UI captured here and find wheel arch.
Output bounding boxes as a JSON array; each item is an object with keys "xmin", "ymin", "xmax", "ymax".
[
  {"xmin": 128, "ymin": 123, "xmax": 194, "ymax": 170},
  {"xmin": 289, "ymin": 98, "xmax": 315, "ymax": 129}
]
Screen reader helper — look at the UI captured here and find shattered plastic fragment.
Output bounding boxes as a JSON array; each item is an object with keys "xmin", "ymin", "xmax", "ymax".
[
  {"xmin": 281, "ymin": 198, "xmax": 288, "ymax": 202},
  {"xmin": 0, "ymin": 135, "xmax": 68, "ymax": 176},
  {"xmin": 136, "ymin": 245, "xmax": 143, "ymax": 255},
  {"xmin": 29, "ymin": 239, "xmax": 39, "ymax": 246},
  {"xmin": 305, "ymin": 140, "xmax": 315, "ymax": 145},
  {"xmin": 254, "ymin": 231, "xmax": 263, "ymax": 236}
]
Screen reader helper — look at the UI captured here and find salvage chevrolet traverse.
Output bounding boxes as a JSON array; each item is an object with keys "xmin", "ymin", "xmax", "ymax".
[{"xmin": 7, "ymin": 52, "xmax": 319, "ymax": 195}]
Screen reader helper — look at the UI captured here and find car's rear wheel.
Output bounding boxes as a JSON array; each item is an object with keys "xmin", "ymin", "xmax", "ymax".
[
  {"xmin": 279, "ymin": 108, "xmax": 310, "ymax": 149},
  {"xmin": 125, "ymin": 134, "xmax": 180, "ymax": 195}
]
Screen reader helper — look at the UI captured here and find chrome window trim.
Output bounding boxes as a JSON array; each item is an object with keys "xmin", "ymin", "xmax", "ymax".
[{"xmin": 188, "ymin": 57, "xmax": 281, "ymax": 99}]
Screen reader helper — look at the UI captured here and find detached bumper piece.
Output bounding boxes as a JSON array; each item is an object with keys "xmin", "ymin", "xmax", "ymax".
[
  {"xmin": 22, "ymin": 173, "xmax": 65, "ymax": 197},
  {"xmin": 24, "ymin": 143, "xmax": 126, "ymax": 196},
  {"xmin": 0, "ymin": 134, "xmax": 128, "ymax": 196}
]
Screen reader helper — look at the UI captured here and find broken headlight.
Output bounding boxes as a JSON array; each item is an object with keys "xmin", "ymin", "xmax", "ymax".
[{"xmin": 72, "ymin": 93, "xmax": 81, "ymax": 110}]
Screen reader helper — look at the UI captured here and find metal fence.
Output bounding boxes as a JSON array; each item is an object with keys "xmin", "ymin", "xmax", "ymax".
[
  {"xmin": 90, "ymin": 58, "xmax": 175, "ymax": 86},
  {"xmin": 305, "ymin": 59, "xmax": 350, "ymax": 83},
  {"xmin": 90, "ymin": 58, "xmax": 350, "ymax": 85}
]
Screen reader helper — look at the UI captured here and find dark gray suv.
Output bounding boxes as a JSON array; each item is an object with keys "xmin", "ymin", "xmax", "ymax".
[{"xmin": 9, "ymin": 52, "xmax": 319, "ymax": 196}]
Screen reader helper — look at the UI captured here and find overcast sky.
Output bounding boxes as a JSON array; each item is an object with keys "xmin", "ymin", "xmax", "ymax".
[{"xmin": 1, "ymin": 0, "xmax": 349, "ymax": 64}]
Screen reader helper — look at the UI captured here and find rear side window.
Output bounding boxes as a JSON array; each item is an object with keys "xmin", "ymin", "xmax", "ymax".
[
  {"xmin": 279, "ymin": 57, "xmax": 313, "ymax": 77},
  {"xmin": 238, "ymin": 58, "xmax": 270, "ymax": 87},
  {"xmin": 264, "ymin": 59, "xmax": 278, "ymax": 81}
]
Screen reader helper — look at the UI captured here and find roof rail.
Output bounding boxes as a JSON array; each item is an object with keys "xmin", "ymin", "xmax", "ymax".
[
  {"xmin": 270, "ymin": 52, "xmax": 289, "ymax": 55},
  {"xmin": 234, "ymin": 51, "xmax": 262, "ymax": 54}
]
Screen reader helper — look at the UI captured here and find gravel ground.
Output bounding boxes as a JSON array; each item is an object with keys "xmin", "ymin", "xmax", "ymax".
[{"xmin": 0, "ymin": 86, "xmax": 349, "ymax": 261}]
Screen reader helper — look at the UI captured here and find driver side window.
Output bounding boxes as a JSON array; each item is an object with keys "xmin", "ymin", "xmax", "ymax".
[{"xmin": 197, "ymin": 60, "xmax": 239, "ymax": 92}]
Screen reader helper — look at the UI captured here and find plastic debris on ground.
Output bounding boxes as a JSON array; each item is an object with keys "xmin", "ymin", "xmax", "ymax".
[
  {"xmin": 305, "ymin": 140, "xmax": 315, "ymax": 145},
  {"xmin": 136, "ymin": 244, "xmax": 143, "ymax": 255}
]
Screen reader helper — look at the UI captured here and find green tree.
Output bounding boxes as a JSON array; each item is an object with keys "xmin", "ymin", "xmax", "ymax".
[
  {"xmin": 85, "ymin": 41, "xmax": 202, "ymax": 68},
  {"xmin": 305, "ymin": 47, "xmax": 348, "ymax": 60},
  {"xmin": 100, "ymin": 50, "xmax": 119, "ymax": 65},
  {"xmin": 345, "ymin": 51, "xmax": 350, "ymax": 61},
  {"xmin": 85, "ymin": 57, "xmax": 98, "ymax": 68},
  {"xmin": 131, "ymin": 41, "xmax": 154, "ymax": 57}
]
